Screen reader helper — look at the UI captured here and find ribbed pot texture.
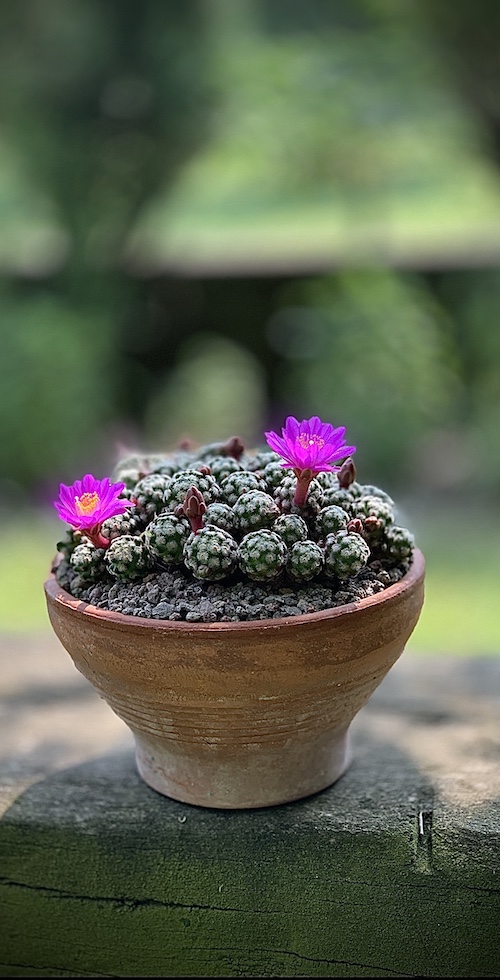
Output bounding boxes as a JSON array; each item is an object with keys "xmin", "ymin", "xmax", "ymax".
[{"xmin": 44, "ymin": 548, "xmax": 425, "ymax": 808}]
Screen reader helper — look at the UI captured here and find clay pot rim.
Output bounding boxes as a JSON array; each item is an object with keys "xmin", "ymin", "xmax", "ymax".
[{"xmin": 44, "ymin": 547, "xmax": 425, "ymax": 635}]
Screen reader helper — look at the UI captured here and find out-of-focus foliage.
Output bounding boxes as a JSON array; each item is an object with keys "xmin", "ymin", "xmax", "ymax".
[
  {"xmin": 144, "ymin": 334, "xmax": 267, "ymax": 450},
  {"xmin": 0, "ymin": 0, "xmax": 499, "ymax": 506},
  {"xmin": 0, "ymin": 0, "xmax": 212, "ymax": 494},
  {"xmin": 0, "ymin": 287, "xmax": 115, "ymax": 490},
  {"xmin": 0, "ymin": 0, "xmax": 211, "ymax": 272},
  {"xmin": 127, "ymin": 0, "xmax": 500, "ymax": 273},
  {"xmin": 430, "ymin": 270, "xmax": 500, "ymax": 494},
  {"xmin": 265, "ymin": 270, "xmax": 462, "ymax": 486}
]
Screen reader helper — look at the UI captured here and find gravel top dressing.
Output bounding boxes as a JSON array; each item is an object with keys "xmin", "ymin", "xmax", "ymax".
[{"xmin": 55, "ymin": 557, "xmax": 408, "ymax": 622}]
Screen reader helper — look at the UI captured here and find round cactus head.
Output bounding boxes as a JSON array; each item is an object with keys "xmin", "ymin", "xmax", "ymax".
[
  {"xmin": 105, "ymin": 535, "xmax": 153, "ymax": 580},
  {"xmin": 323, "ymin": 531, "xmax": 370, "ymax": 580},
  {"xmin": 286, "ymin": 540, "xmax": 324, "ymax": 583},
  {"xmin": 238, "ymin": 529, "xmax": 287, "ymax": 581},
  {"xmin": 70, "ymin": 542, "xmax": 107, "ymax": 582},
  {"xmin": 273, "ymin": 513, "xmax": 308, "ymax": 547},
  {"xmin": 164, "ymin": 470, "xmax": 221, "ymax": 512},
  {"xmin": 145, "ymin": 513, "xmax": 190, "ymax": 564},
  {"xmin": 232, "ymin": 490, "xmax": 280, "ymax": 534},
  {"xmin": 183, "ymin": 526, "xmax": 239, "ymax": 581}
]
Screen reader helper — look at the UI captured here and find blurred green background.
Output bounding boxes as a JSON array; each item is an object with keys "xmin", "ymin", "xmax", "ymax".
[{"xmin": 0, "ymin": 0, "xmax": 499, "ymax": 653}]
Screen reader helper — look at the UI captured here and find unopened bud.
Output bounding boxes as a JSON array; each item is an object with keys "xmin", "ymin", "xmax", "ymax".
[
  {"xmin": 178, "ymin": 486, "xmax": 207, "ymax": 533},
  {"xmin": 178, "ymin": 436, "xmax": 195, "ymax": 451},
  {"xmin": 222, "ymin": 436, "xmax": 245, "ymax": 460},
  {"xmin": 364, "ymin": 515, "xmax": 382, "ymax": 531},
  {"xmin": 347, "ymin": 518, "xmax": 363, "ymax": 535},
  {"xmin": 338, "ymin": 457, "xmax": 356, "ymax": 489}
]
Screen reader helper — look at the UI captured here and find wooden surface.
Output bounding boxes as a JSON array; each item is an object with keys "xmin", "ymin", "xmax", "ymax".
[{"xmin": 0, "ymin": 631, "xmax": 499, "ymax": 978}]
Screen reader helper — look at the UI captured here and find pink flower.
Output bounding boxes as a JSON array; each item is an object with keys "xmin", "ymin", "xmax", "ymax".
[
  {"xmin": 54, "ymin": 474, "xmax": 130, "ymax": 548},
  {"xmin": 265, "ymin": 415, "xmax": 356, "ymax": 507}
]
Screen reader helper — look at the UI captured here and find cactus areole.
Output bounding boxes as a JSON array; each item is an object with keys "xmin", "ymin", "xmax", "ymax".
[{"xmin": 46, "ymin": 415, "xmax": 425, "ymax": 808}]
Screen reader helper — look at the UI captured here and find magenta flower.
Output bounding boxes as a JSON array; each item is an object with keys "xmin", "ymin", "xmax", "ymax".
[
  {"xmin": 265, "ymin": 415, "xmax": 356, "ymax": 507},
  {"xmin": 54, "ymin": 474, "xmax": 130, "ymax": 549}
]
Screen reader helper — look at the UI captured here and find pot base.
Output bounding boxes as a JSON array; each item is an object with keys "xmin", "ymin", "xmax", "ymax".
[{"xmin": 133, "ymin": 728, "xmax": 352, "ymax": 809}]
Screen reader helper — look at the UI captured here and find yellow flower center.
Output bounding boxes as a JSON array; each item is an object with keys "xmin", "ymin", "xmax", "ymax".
[
  {"xmin": 75, "ymin": 491, "xmax": 100, "ymax": 517},
  {"xmin": 297, "ymin": 433, "xmax": 325, "ymax": 450}
]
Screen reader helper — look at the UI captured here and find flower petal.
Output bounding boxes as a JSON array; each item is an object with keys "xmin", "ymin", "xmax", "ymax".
[
  {"xmin": 265, "ymin": 414, "xmax": 355, "ymax": 474},
  {"xmin": 53, "ymin": 474, "xmax": 130, "ymax": 532},
  {"xmin": 283, "ymin": 416, "xmax": 300, "ymax": 441}
]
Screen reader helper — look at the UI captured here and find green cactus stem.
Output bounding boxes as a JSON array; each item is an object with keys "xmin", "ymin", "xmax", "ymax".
[
  {"xmin": 383, "ymin": 525, "xmax": 415, "ymax": 561},
  {"xmin": 203, "ymin": 502, "xmax": 237, "ymax": 534},
  {"xmin": 163, "ymin": 470, "xmax": 220, "ymax": 511},
  {"xmin": 323, "ymin": 530, "xmax": 370, "ymax": 580},
  {"xmin": 355, "ymin": 495, "xmax": 394, "ymax": 527},
  {"xmin": 238, "ymin": 529, "xmax": 286, "ymax": 581},
  {"xmin": 220, "ymin": 471, "xmax": 266, "ymax": 507},
  {"xmin": 134, "ymin": 474, "xmax": 171, "ymax": 519},
  {"xmin": 273, "ymin": 513, "xmax": 308, "ymax": 547},
  {"xmin": 145, "ymin": 513, "xmax": 190, "ymax": 564},
  {"xmin": 105, "ymin": 534, "xmax": 153, "ymax": 580},
  {"xmin": 101, "ymin": 510, "xmax": 143, "ymax": 543},
  {"xmin": 202, "ymin": 455, "xmax": 243, "ymax": 484},
  {"xmin": 315, "ymin": 505, "xmax": 350, "ymax": 539},
  {"xmin": 286, "ymin": 540, "xmax": 324, "ymax": 583},
  {"xmin": 183, "ymin": 527, "xmax": 239, "ymax": 581},
  {"xmin": 321, "ymin": 486, "xmax": 356, "ymax": 515},
  {"xmin": 232, "ymin": 490, "xmax": 280, "ymax": 534},
  {"xmin": 262, "ymin": 460, "xmax": 287, "ymax": 490},
  {"xmin": 314, "ymin": 471, "xmax": 339, "ymax": 489},
  {"xmin": 245, "ymin": 449, "xmax": 281, "ymax": 472},
  {"xmin": 358, "ymin": 484, "xmax": 394, "ymax": 506},
  {"xmin": 70, "ymin": 543, "xmax": 107, "ymax": 581}
]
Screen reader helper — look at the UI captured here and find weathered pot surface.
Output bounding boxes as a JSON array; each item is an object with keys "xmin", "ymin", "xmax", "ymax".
[{"xmin": 44, "ymin": 548, "xmax": 425, "ymax": 809}]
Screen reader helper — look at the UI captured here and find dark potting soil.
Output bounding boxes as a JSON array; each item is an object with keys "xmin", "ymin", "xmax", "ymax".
[{"xmin": 54, "ymin": 558, "xmax": 409, "ymax": 623}]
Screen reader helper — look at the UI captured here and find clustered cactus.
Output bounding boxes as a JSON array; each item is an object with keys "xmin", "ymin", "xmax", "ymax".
[{"xmin": 54, "ymin": 431, "xmax": 415, "ymax": 598}]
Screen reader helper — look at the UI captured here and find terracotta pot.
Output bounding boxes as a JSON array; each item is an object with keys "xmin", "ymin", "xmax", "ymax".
[{"xmin": 44, "ymin": 548, "xmax": 425, "ymax": 809}]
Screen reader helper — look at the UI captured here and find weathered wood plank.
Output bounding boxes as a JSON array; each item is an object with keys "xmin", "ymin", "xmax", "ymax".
[{"xmin": 0, "ymin": 634, "xmax": 499, "ymax": 977}]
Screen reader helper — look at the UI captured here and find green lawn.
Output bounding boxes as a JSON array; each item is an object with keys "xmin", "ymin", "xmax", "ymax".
[
  {"xmin": 1, "ymin": 505, "xmax": 498, "ymax": 656},
  {"xmin": 403, "ymin": 500, "xmax": 499, "ymax": 656},
  {"xmin": 0, "ymin": 513, "xmax": 61, "ymax": 632}
]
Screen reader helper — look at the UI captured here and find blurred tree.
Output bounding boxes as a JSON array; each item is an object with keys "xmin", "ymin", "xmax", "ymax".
[
  {"xmin": 0, "ymin": 0, "xmax": 213, "ymax": 495},
  {"xmin": 0, "ymin": 285, "xmax": 114, "ymax": 492},
  {"xmin": 127, "ymin": 0, "xmax": 500, "ymax": 274},
  {"xmin": 264, "ymin": 269, "xmax": 463, "ymax": 490},
  {"xmin": 422, "ymin": 0, "xmax": 500, "ymax": 167},
  {"xmin": 144, "ymin": 332, "xmax": 267, "ymax": 450},
  {"xmin": 0, "ymin": 0, "xmax": 499, "ymax": 502},
  {"xmin": 425, "ymin": 269, "xmax": 500, "ymax": 496},
  {"xmin": 0, "ymin": 0, "xmax": 212, "ymax": 271}
]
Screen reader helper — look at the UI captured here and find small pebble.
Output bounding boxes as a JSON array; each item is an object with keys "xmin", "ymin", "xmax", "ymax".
[{"xmin": 58, "ymin": 559, "xmax": 407, "ymax": 623}]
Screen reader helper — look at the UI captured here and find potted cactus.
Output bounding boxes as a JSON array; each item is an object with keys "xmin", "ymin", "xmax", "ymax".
[{"xmin": 45, "ymin": 415, "xmax": 425, "ymax": 809}]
